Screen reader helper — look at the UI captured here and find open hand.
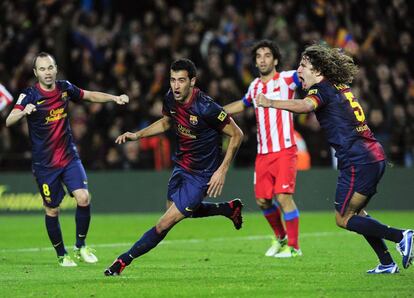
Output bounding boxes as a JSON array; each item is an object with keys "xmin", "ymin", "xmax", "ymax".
[
  {"xmin": 207, "ymin": 168, "xmax": 226, "ymax": 198},
  {"xmin": 115, "ymin": 132, "xmax": 138, "ymax": 144}
]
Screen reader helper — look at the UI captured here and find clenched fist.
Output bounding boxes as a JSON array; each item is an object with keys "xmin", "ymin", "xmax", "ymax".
[
  {"xmin": 114, "ymin": 94, "xmax": 129, "ymax": 105},
  {"xmin": 24, "ymin": 104, "xmax": 37, "ymax": 115},
  {"xmin": 256, "ymin": 93, "xmax": 272, "ymax": 108}
]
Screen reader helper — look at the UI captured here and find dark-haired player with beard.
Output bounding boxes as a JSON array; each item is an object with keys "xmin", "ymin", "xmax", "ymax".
[
  {"xmin": 104, "ymin": 58, "xmax": 244, "ymax": 276},
  {"xmin": 225, "ymin": 40, "xmax": 302, "ymax": 258}
]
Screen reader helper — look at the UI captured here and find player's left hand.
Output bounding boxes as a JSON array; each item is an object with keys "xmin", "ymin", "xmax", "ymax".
[
  {"xmin": 114, "ymin": 94, "xmax": 129, "ymax": 105},
  {"xmin": 207, "ymin": 168, "xmax": 226, "ymax": 198},
  {"xmin": 256, "ymin": 93, "xmax": 272, "ymax": 108}
]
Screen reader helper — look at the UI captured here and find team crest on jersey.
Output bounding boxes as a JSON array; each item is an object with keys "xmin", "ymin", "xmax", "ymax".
[
  {"xmin": 217, "ymin": 111, "xmax": 227, "ymax": 121},
  {"xmin": 189, "ymin": 115, "xmax": 198, "ymax": 125},
  {"xmin": 61, "ymin": 91, "xmax": 68, "ymax": 101}
]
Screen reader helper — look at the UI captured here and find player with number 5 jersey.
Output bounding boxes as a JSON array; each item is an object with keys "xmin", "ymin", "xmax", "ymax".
[{"xmin": 256, "ymin": 44, "xmax": 413, "ymax": 274}]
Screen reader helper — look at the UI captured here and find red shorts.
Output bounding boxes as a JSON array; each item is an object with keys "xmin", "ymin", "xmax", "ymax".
[{"xmin": 254, "ymin": 146, "xmax": 297, "ymax": 199}]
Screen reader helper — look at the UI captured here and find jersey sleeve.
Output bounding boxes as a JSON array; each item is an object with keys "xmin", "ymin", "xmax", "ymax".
[
  {"xmin": 242, "ymin": 80, "xmax": 257, "ymax": 108},
  {"xmin": 281, "ymin": 70, "xmax": 302, "ymax": 90},
  {"xmin": 13, "ymin": 91, "xmax": 32, "ymax": 110},
  {"xmin": 304, "ymin": 87, "xmax": 324, "ymax": 110},
  {"xmin": 202, "ymin": 100, "xmax": 230, "ymax": 131},
  {"xmin": 65, "ymin": 81, "xmax": 84, "ymax": 102}
]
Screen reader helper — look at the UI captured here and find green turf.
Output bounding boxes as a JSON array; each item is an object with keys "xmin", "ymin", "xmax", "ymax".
[{"xmin": 0, "ymin": 211, "xmax": 413, "ymax": 297}]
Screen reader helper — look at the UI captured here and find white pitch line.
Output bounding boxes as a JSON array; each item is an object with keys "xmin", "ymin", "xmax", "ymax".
[{"xmin": 0, "ymin": 231, "xmax": 350, "ymax": 254}]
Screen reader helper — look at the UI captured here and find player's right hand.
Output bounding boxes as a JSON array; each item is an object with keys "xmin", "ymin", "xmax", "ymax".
[
  {"xmin": 256, "ymin": 93, "xmax": 272, "ymax": 108},
  {"xmin": 24, "ymin": 104, "xmax": 37, "ymax": 115},
  {"xmin": 115, "ymin": 132, "xmax": 139, "ymax": 144}
]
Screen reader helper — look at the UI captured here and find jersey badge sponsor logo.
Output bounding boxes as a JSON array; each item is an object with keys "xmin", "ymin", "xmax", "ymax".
[
  {"xmin": 189, "ymin": 115, "xmax": 198, "ymax": 125},
  {"xmin": 177, "ymin": 124, "xmax": 196, "ymax": 139},
  {"xmin": 62, "ymin": 91, "xmax": 68, "ymax": 101},
  {"xmin": 37, "ymin": 100, "xmax": 46, "ymax": 105},
  {"xmin": 217, "ymin": 111, "xmax": 227, "ymax": 121},
  {"xmin": 307, "ymin": 89, "xmax": 318, "ymax": 95},
  {"xmin": 16, "ymin": 93, "xmax": 26, "ymax": 105},
  {"xmin": 185, "ymin": 207, "xmax": 193, "ymax": 212},
  {"xmin": 45, "ymin": 107, "xmax": 67, "ymax": 124},
  {"xmin": 282, "ymin": 184, "xmax": 290, "ymax": 189},
  {"xmin": 170, "ymin": 110, "xmax": 176, "ymax": 114}
]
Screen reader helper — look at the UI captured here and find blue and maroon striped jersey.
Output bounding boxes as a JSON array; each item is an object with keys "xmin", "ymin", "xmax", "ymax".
[
  {"xmin": 14, "ymin": 80, "xmax": 84, "ymax": 168},
  {"xmin": 306, "ymin": 80, "xmax": 385, "ymax": 169},
  {"xmin": 162, "ymin": 88, "xmax": 230, "ymax": 174}
]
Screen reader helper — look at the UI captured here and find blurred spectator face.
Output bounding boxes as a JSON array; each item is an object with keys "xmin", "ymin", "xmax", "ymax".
[
  {"xmin": 376, "ymin": 64, "xmax": 390, "ymax": 83},
  {"xmin": 399, "ymin": 31, "xmax": 412, "ymax": 51},
  {"xmin": 369, "ymin": 108, "xmax": 384, "ymax": 127},
  {"xmin": 255, "ymin": 47, "xmax": 277, "ymax": 76},
  {"xmin": 33, "ymin": 55, "xmax": 57, "ymax": 88},
  {"xmin": 124, "ymin": 141, "xmax": 140, "ymax": 162},
  {"xmin": 392, "ymin": 104, "xmax": 406, "ymax": 123},
  {"xmin": 208, "ymin": 80, "xmax": 219, "ymax": 99},
  {"xmin": 106, "ymin": 147, "xmax": 121, "ymax": 165},
  {"xmin": 170, "ymin": 70, "xmax": 194, "ymax": 102},
  {"xmin": 379, "ymin": 83, "xmax": 393, "ymax": 103}
]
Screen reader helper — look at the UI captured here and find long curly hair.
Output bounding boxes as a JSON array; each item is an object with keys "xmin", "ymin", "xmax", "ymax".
[{"xmin": 302, "ymin": 44, "xmax": 358, "ymax": 85}]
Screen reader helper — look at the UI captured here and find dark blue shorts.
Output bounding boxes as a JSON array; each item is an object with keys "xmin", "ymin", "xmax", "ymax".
[
  {"xmin": 32, "ymin": 159, "xmax": 88, "ymax": 208},
  {"xmin": 335, "ymin": 161, "xmax": 386, "ymax": 215},
  {"xmin": 167, "ymin": 166, "xmax": 210, "ymax": 217}
]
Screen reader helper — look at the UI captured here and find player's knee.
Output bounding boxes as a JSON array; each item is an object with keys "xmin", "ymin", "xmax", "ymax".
[
  {"xmin": 155, "ymin": 222, "xmax": 172, "ymax": 234},
  {"xmin": 75, "ymin": 190, "xmax": 90, "ymax": 206},
  {"xmin": 335, "ymin": 215, "xmax": 347, "ymax": 229},
  {"xmin": 256, "ymin": 199, "xmax": 272, "ymax": 210},
  {"xmin": 277, "ymin": 194, "xmax": 295, "ymax": 209},
  {"xmin": 45, "ymin": 207, "xmax": 59, "ymax": 217}
]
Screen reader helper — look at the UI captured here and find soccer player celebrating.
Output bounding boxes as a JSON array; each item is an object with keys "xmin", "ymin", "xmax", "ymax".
[
  {"xmin": 104, "ymin": 58, "xmax": 244, "ymax": 276},
  {"xmin": 257, "ymin": 44, "xmax": 413, "ymax": 273},
  {"xmin": 6, "ymin": 52, "xmax": 129, "ymax": 267},
  {"xmin": 225, "ymin": 40, "xmax": 302, "ymax": 258}
]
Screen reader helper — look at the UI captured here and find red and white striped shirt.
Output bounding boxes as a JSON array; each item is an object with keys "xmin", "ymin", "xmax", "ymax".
[
  {"xmin": 0, "ymin": 83, "xmax": 13, "ymax": 112},
  {"xmin": 244, "ymin": 70, "xmax": 300, "ymax": 154}
]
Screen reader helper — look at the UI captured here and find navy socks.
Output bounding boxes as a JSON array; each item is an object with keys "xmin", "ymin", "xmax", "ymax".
[
  {"xmin": 192, "ymin": 202, "xmax": 232, "ymax": 218},
  {"xmin": 120, "ymin": 226, "xmax": 169, "ymax": 265},
  {"xmin": 45, "ymin": 215, "xmax": 66, "ymax": 256},
  {"xmin": 346, "ymin": 215, "xmax": 403, "ymax": 243},
  {"xmin": 75, "ymin": 205, "xmax": 91, "ymax": 248}
]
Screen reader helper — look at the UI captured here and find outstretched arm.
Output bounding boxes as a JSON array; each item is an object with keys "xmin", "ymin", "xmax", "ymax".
[
  {"xmin": 6, "ymin": 105, "xmax": 37, "ymax": 127},
  {"xmin": 82, "ymin": 90, "xmax": 129, "ymax": 105},
  {"xmin": 256, "ymin": 93, "xmax": 315, "ymax": 114},
  {"xmin": 207, "ymin": 118, "xmax": 244, "ymax": 197},
  {"xmin": 223, "ymin": 100, "xmax": 246, "ymax": 115},
  {"xmin": 115, "ymin": 115, "xmax": 172, "ymax": 144}
]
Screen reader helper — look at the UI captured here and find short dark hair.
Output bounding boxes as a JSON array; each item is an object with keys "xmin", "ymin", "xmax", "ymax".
[
  {"xmin": 170, "ymin": 58, "xmax": 197, "ymax": 79},
  {"xmin": 33, "ymin": 52, "xmax": 57, "ymax": 69},
  {"xmin": 251, "ymin": 39, "xmax": 281, "ymax": 65}
]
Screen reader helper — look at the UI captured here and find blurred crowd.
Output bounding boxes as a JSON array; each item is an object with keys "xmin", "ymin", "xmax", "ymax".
[{"xmin": 0, "ymin": 0, "xmax": 413, "ymax": 171}]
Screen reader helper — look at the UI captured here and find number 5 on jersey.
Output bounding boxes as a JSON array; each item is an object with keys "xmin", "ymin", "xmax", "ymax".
[{"xmin": 344, "ymin": 91, "xmax": 365, "ymax": 122}]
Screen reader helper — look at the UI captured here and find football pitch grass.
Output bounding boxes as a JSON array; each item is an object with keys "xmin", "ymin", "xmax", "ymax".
[{"xmin": 1, "ymin": 211, "xmax": 413, "ymax": 297}]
